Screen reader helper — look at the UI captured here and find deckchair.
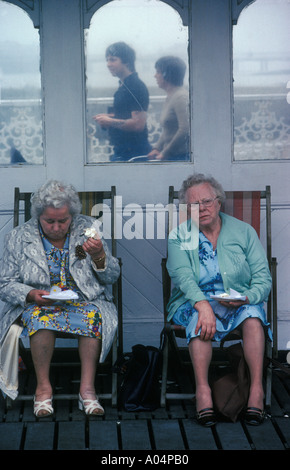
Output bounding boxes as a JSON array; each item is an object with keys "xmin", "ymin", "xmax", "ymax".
[{"xmin": 160, "ymin": 186, "xmax": 277, "ymax": 409}]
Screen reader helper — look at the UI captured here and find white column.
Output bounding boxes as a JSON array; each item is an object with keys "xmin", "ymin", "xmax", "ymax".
[
  {"xmin": 40, "ymin": 0, "xmax": 85, "ymax": 187},
  {"xmin": 190, "ymin": 0, "xmax": 233, "ymax": 182}
]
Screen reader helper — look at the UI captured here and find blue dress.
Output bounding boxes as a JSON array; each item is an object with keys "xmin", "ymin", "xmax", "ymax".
[
  {"xmin": 172, "ymin": 232, "xmax": 272, "ymax": 343},
  {"xmin": 21, "ymin": 230, "xmax": 102, "ymax": 339}
]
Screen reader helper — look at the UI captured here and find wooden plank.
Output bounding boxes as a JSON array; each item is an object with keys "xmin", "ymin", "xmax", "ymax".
[
  {"xmin": 4, "ymin": 398, "xmax": 23, "ymax": 423},
  {"xmin": 71, "ymin": 398, "xmax": 85, "ymax": 421},
  {"xmin": 21, "ymin": 371, "xmax": 38, "ymax": 422},
  {"xmin": 183, "ymin": 400, "xmax": 196, "ymax": 418},
  {"xmin": 120, "ymin": 420, "xmax": 151, "ymax": 450},
  {"xmin": 89, "ymin": 420, "xmax": 119, "ymax": 450},
  {"xmin": 270, "ymin": 391, "xmax": 285, "ymax": 417},
  {"xmin": 271, "ymin": 417, "xmax": 290, "ymax": 449},
  {"xmin": 54, "ymin": 367, "xmax": 74, "ymax": 421},
  {"xmin": 102, "ymin": 404, "xmax": 119, "ymax": 420},
  {"xmin": 118, "ymin": 410, "xmax": 138, "ymax": 420},
  {"xmin": 215, "ymin": 421, "xmax": 251, "ymax": 450},
  {"xmin": 57, "ymin": 421, "xmax": 86, "ymax": 450},
  {"xmin": 70, "ymin": 368, "xmax": 85, "ymax": 421},
  {"xmin": 272, "ymin": 374, "xmax": 290, "ymax": 414},
  {"xmin": 245, "ymin": 418, "xmax": 285, "ymax": 450},
  {"xmin": 24, "ymin": 422, "xmax": 55, "ymax": 450},
  {"xmin": 151, "ymin": 407, "xmax": 169, "ymax": 419},
  {"xmin": 0, "ymin": 423, "xmax": 24, "ymax": 450},
  {"xmin": 22, "ymin": 398, "xmax": 37, "ymax": 422},
  {"xmin": 3, "ymin": 369, "xmax": 29, "ymax": 423},
  {"xmin": 182, "ymin": 419, "xmax": 218, "ymax": 450},
  {"xmin": 168, "ymin": 403, "xmax": 186, "ymax": 418},
  {"xmin": 151, "ymin": 419, "xmax": 185, "ymax": 450}
]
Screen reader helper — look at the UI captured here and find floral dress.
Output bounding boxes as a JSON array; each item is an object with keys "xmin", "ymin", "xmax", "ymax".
[
  {"xmin": 172, "ymin": 232, "xmax": 272, "ymax": 343},
  {"xmin": 21, "ymin": 231, "xmax": 102, "ymax": 339}
]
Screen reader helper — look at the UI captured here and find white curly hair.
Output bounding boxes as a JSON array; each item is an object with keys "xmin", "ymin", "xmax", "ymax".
[
  {"xmin": 30, "ymin": 180, "xmax": 82, "ymax": 218},
  {"xmin": 178, "ymin": 173, "xmax": 226, "ymax": 204}
]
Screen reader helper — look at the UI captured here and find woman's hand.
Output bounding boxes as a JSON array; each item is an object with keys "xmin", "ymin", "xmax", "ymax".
[
  {"xmin": 26, "ymin": 289, "xmax": 53, "ymax": 306},
  {"xmin": 218, "ymin": 297, "xmax": 249, "ymax": 308},
  {"xmin": 82, "ymin": 237, "xmax": 106, "ymax": 264},
  {"xmin": 194, "ymin": 300, "xmax": 216, "ymax": 341}
]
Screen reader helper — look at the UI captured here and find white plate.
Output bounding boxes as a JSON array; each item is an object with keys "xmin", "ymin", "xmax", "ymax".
[
  {"xmin": 210, "ymin": 294, "xmax": 246, "ymax": 302},
  {"xmin": 42, "ymin": 293, "xmax": 79, "ymax": 300}
]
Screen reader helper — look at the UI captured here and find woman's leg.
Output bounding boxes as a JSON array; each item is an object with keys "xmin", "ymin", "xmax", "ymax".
[
  {"xmin": 30, "ymin": 329, "xmax": 55, "ymax": 415},
  {"xmin": 242, "ymin": 317, "xmax": 265, "ymax": 410},
  {"xmin": 188, "ymin": 337, "xmax": 213, "ymax": 412},
  {"xmin": 78, "ymin": 336, "xmax": 102, "ymax": 400}
]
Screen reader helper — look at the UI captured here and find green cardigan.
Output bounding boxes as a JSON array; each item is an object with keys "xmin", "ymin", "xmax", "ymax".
[{"xmin": 166, "ymin": 212, "xmax": 272, "ymax": 321}]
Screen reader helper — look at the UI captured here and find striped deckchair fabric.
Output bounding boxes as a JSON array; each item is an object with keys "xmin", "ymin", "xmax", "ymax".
[
  {"xmin": 78, "ymin": 191, "xmax": 100, "ymax": 216},
  {"xmin": 222, "ymin": 191, "xmax": 261, "ymax": 237},
  {"xmin": 78, "ymin": 189, "xmax": 115, "ymax": 217},
  {"xmin": 78, "ymin": 188, "xmax": 116, "ymax": 257}
]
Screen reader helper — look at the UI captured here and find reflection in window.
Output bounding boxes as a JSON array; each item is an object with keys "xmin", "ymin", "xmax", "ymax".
[
  {"xmin": 233, "ymin": 0, "xmax": 290, "ymax": 161},
  {"xmin": 85, "ymin": 0, "xmax": 189, "ymax": 163},
  {"xmin": 0, "ymin": 1, "xmax": 43, "ymax": 165}
]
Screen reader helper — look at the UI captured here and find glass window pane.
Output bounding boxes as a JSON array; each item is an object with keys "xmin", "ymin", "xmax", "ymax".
[
  {"xmin": 85, "ymin": 0, "xmax": 190, "ymax": 163},
  {"xmin": 0, "ymin": 1, "xmax": 43, "ymax": 165},
  {"xmin": 233, "ymin": 0, "xmax": 290, "ymax": 161}
]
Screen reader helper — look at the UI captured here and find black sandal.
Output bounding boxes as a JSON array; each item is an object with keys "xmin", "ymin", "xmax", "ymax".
[
  {"xmin": 196, "ymin": 407, "xmax": 217, "ymax": 427},
  {"xmin": 244, "ymin": 407, "xmax": 266, "ymax": 426}
]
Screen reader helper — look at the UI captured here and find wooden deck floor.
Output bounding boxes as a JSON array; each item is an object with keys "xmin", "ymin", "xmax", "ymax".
[{"xmin": 1, "ymin": 352, "xmax": 290, "ymax": 453}]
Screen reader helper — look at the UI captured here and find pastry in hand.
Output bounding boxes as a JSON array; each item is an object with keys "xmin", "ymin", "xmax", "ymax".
[{"xmin": 84, "ymin": 227, "xmax": 98, "ymax": 239}]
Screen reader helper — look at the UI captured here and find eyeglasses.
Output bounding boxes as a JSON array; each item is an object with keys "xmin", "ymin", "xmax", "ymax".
[{"xmin": 188, "ymin": 197, "xmax": 219, "ymax": 208}]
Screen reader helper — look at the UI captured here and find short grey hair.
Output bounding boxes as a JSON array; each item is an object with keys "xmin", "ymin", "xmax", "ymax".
[
  {"xmin": 178, "ymin": 173, "xmax": 226, "ymax": 204},
  {"xmin": 30, "ymin": 180, "xmax": 82, "ymax": 219}
]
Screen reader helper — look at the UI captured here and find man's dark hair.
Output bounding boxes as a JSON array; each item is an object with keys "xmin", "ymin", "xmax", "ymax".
[{"xmin": 106, "ymin": 42, "xmax": 136, "ymax": 72}]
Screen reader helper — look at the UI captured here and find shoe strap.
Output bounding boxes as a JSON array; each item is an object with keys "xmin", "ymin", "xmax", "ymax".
[
  {"xmin": 81, "ymin": 397, "xmax": 104, "ymax": 414},
  {"xmin": 34, "ymin": 398, "xmax": 53, "ymax": 415},
  {"xmin": 197, "ymin": 407, "xmax": 214, "ymax": 417}
]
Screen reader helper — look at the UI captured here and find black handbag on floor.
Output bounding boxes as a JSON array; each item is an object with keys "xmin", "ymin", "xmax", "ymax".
[{"xmin": 115, "ymin": 331, "xmax": 164, "ymax": 412}]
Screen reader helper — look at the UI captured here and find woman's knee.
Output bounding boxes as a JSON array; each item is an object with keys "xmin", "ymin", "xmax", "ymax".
[
  {"xmin": 30, "ymin": 328, "xmax": 56, "ymax": 344},
  {"xmin": 242, "ymin": 317, "xmax": 263, "ymax": 330},
  {"xmin": 242, "ymin": 317, "xmax": 265, "ymax": 343}
]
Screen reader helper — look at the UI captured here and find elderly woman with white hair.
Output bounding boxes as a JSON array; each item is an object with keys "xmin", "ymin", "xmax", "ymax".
[{"xmin": 0, "ymin": 180, "xmax": 120, "ymax": 417}]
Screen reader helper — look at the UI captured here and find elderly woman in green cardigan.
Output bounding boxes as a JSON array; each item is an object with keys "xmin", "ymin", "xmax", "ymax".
[{"xmin": 166, "ymin": 174, "xmax": 272, "ymax": 427}]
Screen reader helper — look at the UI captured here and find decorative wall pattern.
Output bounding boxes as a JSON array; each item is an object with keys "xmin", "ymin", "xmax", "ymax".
[
  {"xmin": 234, "ymin": 96, "xmax": 290, "ymax": 161},
  {"xmin": 0, "ymin": 101, "xmax": 43, "ymax": 165}
]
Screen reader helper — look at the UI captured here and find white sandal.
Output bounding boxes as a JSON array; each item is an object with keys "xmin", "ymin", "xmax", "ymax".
[
  {"xmin": 78, "ymin": 393, "xmax": 104, "ymax": 416},
  {"xmin": 33, "ymin": 396, "xmax": 54, "ymax": 417}
]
